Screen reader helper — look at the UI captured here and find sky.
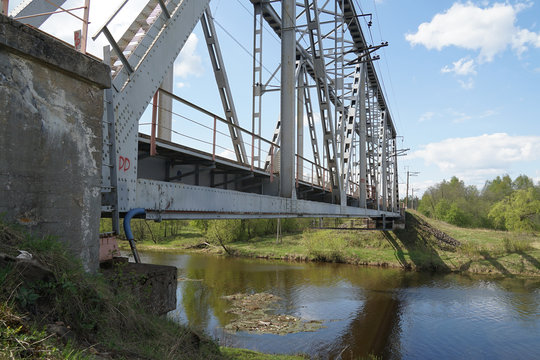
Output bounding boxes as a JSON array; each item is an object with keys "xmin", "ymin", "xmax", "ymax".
[{"xmin": 8, "ymin": 0, "xmax": 540, "ymax": 198}]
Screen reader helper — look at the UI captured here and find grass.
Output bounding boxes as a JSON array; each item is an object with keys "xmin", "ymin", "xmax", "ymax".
[
  {"xmin": 0, "ymin": 218, "xmax": 228, "ymax": 360},
  {"xmin": 118, "ymin": 211, "xmax": 540, "ymax": 277}
]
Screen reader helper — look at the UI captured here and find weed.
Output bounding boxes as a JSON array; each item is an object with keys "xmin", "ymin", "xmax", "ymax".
[
  {"xmin": 0, "ymin": 218, "xmax": 227, "ymax": 360},
  {"xmin": 503, "ymin": 237, "xmax": 533, "ymax": 253}
]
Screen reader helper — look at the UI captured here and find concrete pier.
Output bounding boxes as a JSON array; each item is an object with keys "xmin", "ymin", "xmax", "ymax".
[{"xmin": 0, "ymin": 14, "xmax": 110, "ymax": 272}]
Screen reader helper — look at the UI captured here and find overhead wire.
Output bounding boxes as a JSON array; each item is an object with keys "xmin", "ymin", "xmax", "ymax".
[
  {"xmin": 234, "ymin": 0, "xmax": 282, "ymax": 45},
  {"xmin": 371, "ymin": 0, "xmax": 403, "ymax": 137},
  {"xmin": 212, "ymin": 17, "xmax": 281, "ymax": 85}
]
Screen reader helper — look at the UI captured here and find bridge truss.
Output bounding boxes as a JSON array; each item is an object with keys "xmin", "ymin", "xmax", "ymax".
[{"xmin": 11, "ymin": 0, "xmax": 401, "ymax": 229}]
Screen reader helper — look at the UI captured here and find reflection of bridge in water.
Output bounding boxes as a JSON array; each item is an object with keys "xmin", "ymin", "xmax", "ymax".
[{"xmin": 10, "ymin": 0, "xmax": 401, "ymax": 234}]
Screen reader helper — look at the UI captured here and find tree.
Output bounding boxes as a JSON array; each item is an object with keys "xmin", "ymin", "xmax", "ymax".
[
  {"xmin": 512, "ymin": 175, "xmax": 535, "ymax": 190},
  {"xmin": 418, "ymin": 193, "xmax": 435, "ymax": 217},
  {"xmin": 482, "ymin": 175, "xmax": 513, "ymax": 203},
  {"xmin": 488, "ymin": 188, "xmax": 540, "ymax": 231},
  {"xmin": 445, "ymin": 203, "xmax": 469, "ymax": 227},
  {"xmin": 434, "ymin": 199, "xmax": 451, "ymax": 221},
  {"xmin": 206, "ymin": 219, "xmax": 246, "ymax": 254}
]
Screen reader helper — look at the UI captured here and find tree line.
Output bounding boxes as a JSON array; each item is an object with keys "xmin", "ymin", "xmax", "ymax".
[{"xmin": 417, "ymin": 175, "xmax": 540, "ymax": 232}]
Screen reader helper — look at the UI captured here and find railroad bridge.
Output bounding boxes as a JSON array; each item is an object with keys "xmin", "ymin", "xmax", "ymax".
[{"xmin": 2, "ymin": 0, "xmax": 401, "ymax": 268}]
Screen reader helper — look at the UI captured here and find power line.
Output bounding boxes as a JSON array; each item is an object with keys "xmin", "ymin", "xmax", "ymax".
[
  {"xmin": 233, "ymin": 0, "xmax": 282, "ymax": 45},
  {"xmin": 371, "ymin": 0, "xmax": 403, "ymax": 136},
  {"xmin": 213, "ymin": 17, "xmax": 281, "ymax": 84}
]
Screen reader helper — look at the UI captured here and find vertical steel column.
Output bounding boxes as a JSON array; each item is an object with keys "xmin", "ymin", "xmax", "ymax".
[
  {"xmin": 102, "ymin": 45, "xmax": 119, "ymax": 235},
  {"xmin": 392, "ymin": 137, "xmax": 399, "ymax": 212},
  {"xmin": 280, "ymin": 0, "xmax": 296, "ymax": 198},
  {"xmin": 252, "ymin": 3, "xmax": 263, "ymax": 168},
  {"xmin": 297, "ymin": 63, "xmax": 304, "ymax": 182},
  {"xmin": 358, "ymin": 63, "xmax": 367, "ymax": 208},
  {"xmin": 380, "ymin": 110, "xmax": 388, "ymax": 211},
  {"xmin": 303, "ymin": 0, "xmax": 342, "ymax": 203},
  {"xmin": 157, "ymin": 68, "xmax": 173, "ymax": 141}
]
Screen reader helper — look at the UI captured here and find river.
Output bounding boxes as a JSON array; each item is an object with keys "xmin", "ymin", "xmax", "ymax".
[{"xmin": 138, "ymin": 251, "xmax": 540, "ymax": 359}]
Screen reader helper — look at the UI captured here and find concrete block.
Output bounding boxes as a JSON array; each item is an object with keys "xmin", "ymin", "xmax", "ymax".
[{"xmin": 102, "ymin": 263, "xmax": 178, "ymax": 315}]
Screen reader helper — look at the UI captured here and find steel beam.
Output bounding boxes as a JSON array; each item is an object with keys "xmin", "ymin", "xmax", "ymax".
[
  {"xmin": 201, "ymin": 9, "xmax": 248, "ymax": 164},
  {"xmin": 358, "ymin": 63, "xmax": 367, "ymax": 208},
  {"xmin": 136, "ymin": 179, "xmax": 400, "ymax": 220},
  {"xmin": 279, "ymin": 0, "xmax": 296, "ymax": 198}
]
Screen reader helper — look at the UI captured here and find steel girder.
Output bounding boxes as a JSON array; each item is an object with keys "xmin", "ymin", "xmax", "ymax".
[
  {"xmin": 136, "ymin": 179, "xmax": 399, "ymax": 219},
  {"xmin": 102, "ymin": 0, "xmax": 211, "ymax": 211},
  {"xmin": 251, "ymin": 0, "xmax": 398, "ymax": 211}
]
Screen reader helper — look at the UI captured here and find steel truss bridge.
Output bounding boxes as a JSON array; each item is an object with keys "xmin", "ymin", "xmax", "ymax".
[{"xmin": 11, "ymin": 0, "xmax": 401, "ymax": 233}]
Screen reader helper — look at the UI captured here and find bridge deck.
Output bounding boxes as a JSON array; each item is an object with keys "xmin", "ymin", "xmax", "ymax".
[{"xmin": 135, "ymin": 134, "xmax": 400, "ymax": 220}]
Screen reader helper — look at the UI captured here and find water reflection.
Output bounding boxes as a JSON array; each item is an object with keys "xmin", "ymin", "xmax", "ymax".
[{"xmin": 137, "ymin": 251, "xmax": 540, "ymax": 359}]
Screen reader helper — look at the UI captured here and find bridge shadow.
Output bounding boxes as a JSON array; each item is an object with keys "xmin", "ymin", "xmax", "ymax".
[
  {"xmin": 478, "ymin": 251, "xmax": 513, "ymax": 276},
  {"xmin": 384, "ymin": 213, "xmax": 451, "ymax": 272},
  {"xmin": 383, "ymin": 231, "xmax": 411, "ymax": 270},
  {"xmin": 517, "ymin": 251, "xmax": 540, "ymax": 270}
]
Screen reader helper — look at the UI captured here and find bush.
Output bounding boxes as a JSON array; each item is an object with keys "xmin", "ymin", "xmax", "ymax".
[
  {"xmin": 301, "ymin": 230, "xmax": 347, "ymax": 262},
  {"xmin": 502, "ymin": 237, "xmax": 533, "ymax": 253}
]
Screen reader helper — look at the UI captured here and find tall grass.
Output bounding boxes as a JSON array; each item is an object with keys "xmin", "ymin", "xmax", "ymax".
[{"xmin": 0, "ymin": 218, "xmax": 225, "ymax": 360}]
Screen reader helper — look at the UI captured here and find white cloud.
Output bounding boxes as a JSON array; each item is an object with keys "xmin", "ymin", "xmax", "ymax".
[
  {"xmin": 218, "ymin": 149, "xmax": 236, "ymax": 160},
  {"xmin": 449, "ymin": 110, "xmax": 472, "ymax": 123},
  {"xmin": 479, "ymin": 109, "xmax": 497, "ymax": 118},
  {"xmin": 411, "ymin": 133, "xmax": 540, "ymax": 176},
  {"xmin": 174, "ymin": 33, "xmax": 204, "ymax": 78},
  {"xmin": 457, "ymin": 78, "xmax": 475, "ymax": 90},
  {"xmin": 441, "ymin": 57, "xmax": 477, "ymax": 76},
  {"xmin": 405, "ymin": 2, "xmax": 540, "ymax": 62},
  {"xmin": 419, "ymin": 111, "xmax": 435, "ymax": 122}
]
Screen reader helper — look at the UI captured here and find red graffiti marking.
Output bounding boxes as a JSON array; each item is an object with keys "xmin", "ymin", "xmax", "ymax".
[{"xmin": 119, "ymin": 156, "xmax": 131, "ymax": 172}]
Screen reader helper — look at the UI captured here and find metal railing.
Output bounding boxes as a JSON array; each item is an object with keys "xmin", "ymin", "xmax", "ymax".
[{"xmin": 140, "ymin": 88, "xmax": 371, "ymax": 198}]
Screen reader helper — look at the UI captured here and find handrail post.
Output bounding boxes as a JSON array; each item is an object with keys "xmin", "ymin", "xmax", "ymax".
[
  {"xmin": 295, "ymin": 155, "xmax": 299, "ymax": 188},
  {"xmin": 323, "ymin": 168, "xmax": 326, "ymax": 192},
  {"xmin": 81, "ymin": 0, "xmax": 90, "ymax": 54},
  {"xmin": 212, "ymin": 116, "xmax": 217, "ymax": 161},
  {"xmin": 311, "ymin": 163, "xmax": 314, "ymax": 186},
  {"xmin": 270, "ymin": 146, "xmax": 274, "ymax": 182},
  {"xmin": 1, "ymin": 1, "xmax": 8, "ymax": 16},
  {"xmin": 251, "ymin": 131, "xmax": 255, "ymax": 171},
  {"xmin": 150, "ymin": 91, "xmax": 158, "ymax": 156}
]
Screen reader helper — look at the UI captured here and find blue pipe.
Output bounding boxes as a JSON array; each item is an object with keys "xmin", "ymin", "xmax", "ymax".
[{"xmin": 123, "ymin": 208, "xmax": 145, "ymax": 263}]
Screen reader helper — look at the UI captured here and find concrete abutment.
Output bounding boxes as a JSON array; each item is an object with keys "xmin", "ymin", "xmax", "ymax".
[{"xmin": 0, "ymin": 14, "xmax": 110, "ymax": 272}]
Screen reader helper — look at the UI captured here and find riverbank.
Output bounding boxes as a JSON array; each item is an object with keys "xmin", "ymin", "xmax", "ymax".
[
  {"xmin": 0, "ymin": 219, "xmax": 305, "ymax": 360},
  {"xmin": 125, "ymin": 211, "xmax": 540, "ymax": 277}
]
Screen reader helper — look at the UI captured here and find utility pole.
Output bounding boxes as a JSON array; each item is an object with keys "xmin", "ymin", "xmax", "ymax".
[{"xmin": 405, "ymin": 169, "xmax": 419, "ymax": 209}]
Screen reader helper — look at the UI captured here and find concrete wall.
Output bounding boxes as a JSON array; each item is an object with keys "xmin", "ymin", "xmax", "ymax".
[{"xmin": 0, "ymin": 15, "xmax": 110, "ymax": 272}]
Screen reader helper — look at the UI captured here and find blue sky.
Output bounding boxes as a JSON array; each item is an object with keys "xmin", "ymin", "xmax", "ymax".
[{"xmin": 9, "ymin": 0, "xmax": 540, "ymax": 196}]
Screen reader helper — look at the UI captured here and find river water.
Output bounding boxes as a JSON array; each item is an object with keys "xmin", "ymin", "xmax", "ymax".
[{"xmin": 138, "ymin": 251, "xmax": 540, "ymax": 359}]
